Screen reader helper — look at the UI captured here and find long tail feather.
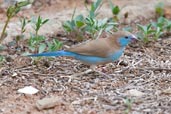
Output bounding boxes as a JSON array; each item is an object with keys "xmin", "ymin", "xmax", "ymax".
[{"xmin": 28, "ymin": 50, "xmax": 76, "ymax": 57}]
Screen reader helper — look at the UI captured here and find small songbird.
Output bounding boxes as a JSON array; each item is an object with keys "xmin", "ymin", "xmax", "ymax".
[{"xmin": 29, "ymin": 31, "xmax": 137, "ymax": 65}]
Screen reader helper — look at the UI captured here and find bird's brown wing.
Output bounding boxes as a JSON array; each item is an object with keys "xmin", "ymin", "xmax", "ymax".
[{"xmin": 66, "ymin": 37, "xmax": 120, "ymax": 58}]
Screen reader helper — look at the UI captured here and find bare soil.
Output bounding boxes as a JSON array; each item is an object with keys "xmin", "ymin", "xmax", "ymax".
[{"xmin": 0, "ymin": 0, "xmax": 171, "ymax": 114}]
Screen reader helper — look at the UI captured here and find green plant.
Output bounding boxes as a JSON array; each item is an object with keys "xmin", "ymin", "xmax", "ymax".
[
  {"xmin": 27, "ymin": 16, "xmax": 50, "ymax": 53},
  {"xmin": 151, "ymin": 17, "xmax": 171, "ymax": 39},
  {"xmin": 155, "ymin": 2, "xmax": 164, "ymax": 17},
  {"xmin": 85, "ymin": 17, "xmax": 118, "ymax": 38},
  {"xmin": 0, "ymin": 1, "xmax": 31, "ymax": 43},
  {"xmin": 153, "ymin": 27, "xmax": 163, "ymax": 40},
  {"xmin": 28, "ymin": 35, "xmax": 62, "ymax": 54},
  {"xmin": 47, "ymin": 39, "xmax": 63, "ymax": 52},
  {"xmin": 0, "ymin": 55, "xmax": 5, "ymax": 63},
  {"xmin": 137, "ymin": 16, "xmax": 171, "ymax": 43},
  {"xmin": 124, "ymin": 98, "xmax": 134, "ymax": 114},
  {"xmin": 63, "ymin": 0, "xmax": 118, "ymax": 40},
  {"xmin": 27, "ymin": 16, "xmax": 62, "ymax": 55},
  {"xmin": 109, "ymin": 0, "xmax": 121, "ymax": 21},
  {"xmin": 30, "ymin": 16, "xmax": 49, "ymax": 37},
  {"xmin": 164, "ymin": 19, "xmax": 171, "ymax": 32},
  {"xmin": 20, "ymin": 17, "xmax": 29, "ymax": 35},
  {"xmin": 28, "ymin": 34, "xmax": 46, "ymax": 53},
  {"xmin": 152, "ymin": 16, "xmax": 166, "ymax": 31},
  {"xmin": 87, "ymin": 0, "xmax": 102, "ymax": 18},
  {"xmin": 16, "ymin": 17, "xmax": 30, "ymax": 45},
  {"xmin": 137, "ymin": 24, "xmax": 154, "ymax": 43}
]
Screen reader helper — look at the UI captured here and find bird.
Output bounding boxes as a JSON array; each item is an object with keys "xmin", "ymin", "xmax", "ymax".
[
  {"xmin": 28, "ymin": 31, "xmax": 137, "ymax": 79},
  {"xmin": 29, "ymin": 31, "xmax": 137, "ymax": 65}
]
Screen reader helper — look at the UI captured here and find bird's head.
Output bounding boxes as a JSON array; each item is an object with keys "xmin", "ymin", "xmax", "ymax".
[{"xmin": 115, "ymin": 31, "xmax": 137, "ymax": 47}]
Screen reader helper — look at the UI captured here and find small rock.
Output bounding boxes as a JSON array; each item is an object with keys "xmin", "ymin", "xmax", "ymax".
[
  {"xmin": 12, "ymin": 72, "xmax": 17, "ymax": 77},
  {"xmin": 162, "ymin": 88, "xmax": 171, "ymax": 95},
  {"xmin": 36, "ymin": 96, "xmax": 63, "ymax": 110},
  {"xmin": 17, "ymin": 86, "xmax": 39, "ymax": 95},
  {"xmin": 126, "ymin": 89, "xmax": 144, "ymax": 97}
]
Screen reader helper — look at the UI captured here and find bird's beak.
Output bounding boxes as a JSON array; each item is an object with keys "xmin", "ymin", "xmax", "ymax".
[{"xmin": 131, "ymin": 35, "xmax": 138, "ymax": 42}]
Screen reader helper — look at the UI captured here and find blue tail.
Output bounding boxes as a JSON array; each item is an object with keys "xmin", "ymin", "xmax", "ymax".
[{"xmin": 28, "ymin": 50, "xmax": 76, "ymax": 57}]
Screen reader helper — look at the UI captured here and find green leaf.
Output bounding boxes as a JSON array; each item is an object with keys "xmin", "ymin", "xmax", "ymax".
[
  {"xmin": 112, "ymin": 6, "xmax": 120, "ymax": 15},
  {"xmin": 7, "ymin": 6, "xmax": 15, "ymax": 17},
  {"xmin": 89, "ymin": 0, "xmax": 102, "ymax": 18},
  {"xmin": 89, "ymin": 10, "xmax": 95, "ymax": 18},
  {"xmin": 76, "ymin": 21, "xmax": 84, "ymax": 28},
  {"xmin": 98, "ymin": 18, "xmax": 108, "ymax": 27},
  {"xmin": 16, "ymin": 1, "xmax": 31, "ymax": 8},
  {"xmin": 147, "ymin": 24, "xmax": 152, "ymax": 30},
  {"xmin": 75, "ymin": 15, "xmax": 85, "ymax": 28},
  {"xmin": 91, "ymin": 0, "xmax": 102, "ymax": 12},
  {"xmin": 42, "ymin": 19, "xmax": 49, "ymax": 24},
  {"xmin": 0, "ymin": 55, "xmax": 5, "ymax": 62},
  {"xmin": 28, "ymin": 46, "xmax": 35, "ymax": 52},
  {"xmin": 75, "ymin": 15, "xmax": 84, "ymax": 21},
  {"xmin": 136, "ymin": 32, "xmax": 144, "ymax": 40},
  {"xmin": 63, "ymin": 21, "xmax": 73, "ymax": 32},
  {"xmin": 0, "ymin": 44, "xmax": 7, "ymax": 51},
  {"xmin": 137, "ymin": 24, "xmax": 147, "ymax": 33},
  {"xmin": 155, "ymin": 2, "xmax": 164, "ymax": 16},
  {"xmin": 38, "ymin": 43, "xmax": 46, "ymax": 53},
  {"xmin": 105, "ymin": 25, "xmax": 113, "ymax": 32},
  {"xmin": 47, "ymin": 39, "xmax": 62, "ymax": 51}
]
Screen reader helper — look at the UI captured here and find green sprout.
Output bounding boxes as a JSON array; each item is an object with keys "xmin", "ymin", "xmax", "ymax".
[
  {"xmin": 27, "ymin": 16, "xmax": 49, "ymax": 53},
  {"xmin": 155, "ymin": 2, "xmax": 164, "ymax": 17},
  {"xmin": 63, "ymin": 0, "xmax": 118, "ymax": 41},
  {"xmin": 47, "ymin": 39, "xmax": 63, "ymax": 52},
  {"xmin": 153, "ymin": 27, "xmax": 163, "ymax": 41},
  {"xmin": 109, "ymin": 0, "xmax": 121, "ymax": 21},
  {"xmin": 152, "ymin": 16, "xmax": 166, "ymax": 32},
  {"xmin": 137, "ymin": 24, "xmax": 154, "ymax": 43},
  {"xmin": 0, "ymin": 0, "xmax": 31, "ymax": 43},
  {"xmin": 124, "ymin": 98, "xmax": 134, "ymax": 114},
  {"xmin": 164, "ymin": 19, "xmax": 171, "ymax": 32},
  {"xmin": 27, "ymin": 16, "xmax": 62, "ymax": 55},
  {"xmin": 151, "ymin": 17, "xmax": 171, "ymax": 39},
  {"xmin": 15, "ymin": 17, "xmax": 30, "ymax": 46},
  {"xmin": 0, "ymin": 55, "xmax": 5, "ymax": 63},
  {"xmin": 28, "ymin": 34, "xmax": 46, "ymax": 53},
  {"xmin": 87, "ymin": 0, "xmax": 102, "ymax": 18},
  {"xmin": 30, "ymin": 16, "xmax": 49, "ymax": 37},
  {"xmin": 20, "ymin": 17, "xmax": 29, "ymax": 34}
]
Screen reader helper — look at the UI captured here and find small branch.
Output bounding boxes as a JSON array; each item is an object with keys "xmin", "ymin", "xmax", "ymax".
[
  {"xmin": 0, "ymin": 17, "xmax": 10, "ymax": 43},
  {"xmin": 136, "ymin": 67, "xmax": 171, "ymax": 72}
]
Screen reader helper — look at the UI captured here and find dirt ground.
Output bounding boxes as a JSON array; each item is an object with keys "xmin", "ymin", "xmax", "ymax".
[{"xmin": 0, "ymin": 0, "xmax": 171, "ymax": 114}]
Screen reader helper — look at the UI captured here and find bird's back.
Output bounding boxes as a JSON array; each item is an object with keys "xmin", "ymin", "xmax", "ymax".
[{"xmin": 67, "ymin": 35, "xmax": 121, "ymax": 58}]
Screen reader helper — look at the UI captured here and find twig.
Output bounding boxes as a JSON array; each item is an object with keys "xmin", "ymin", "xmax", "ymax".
[
  {"xmin": 115, "ymin": 59, "xmax": 143, "ymax": 73},
  {"xmin": 136, "ymin": 67, "xmax": 171, "ymax": 72}
]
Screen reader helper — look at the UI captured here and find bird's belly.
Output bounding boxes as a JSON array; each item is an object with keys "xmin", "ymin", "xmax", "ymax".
[{"xmin": 74, "ymin": 49, "xmax": 124, "ymax": 65}]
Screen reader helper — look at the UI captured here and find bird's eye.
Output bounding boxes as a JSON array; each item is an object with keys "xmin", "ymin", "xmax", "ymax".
[{"xmin": 125, "ymin": 36, "xmax": 128, "ymax": 39}]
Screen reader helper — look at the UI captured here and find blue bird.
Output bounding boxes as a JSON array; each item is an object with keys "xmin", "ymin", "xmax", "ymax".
[{"xmin": 29, "ymin": 31, "xmax": 137, "ymax": 65}]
